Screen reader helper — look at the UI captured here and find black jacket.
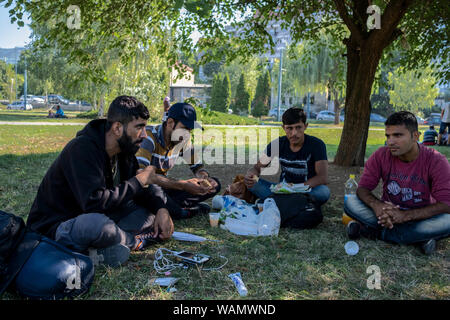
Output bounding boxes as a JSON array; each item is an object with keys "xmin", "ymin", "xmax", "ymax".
[{"xmin": 27, "ymin": 119, "xmax": 166, "ymax": 238}]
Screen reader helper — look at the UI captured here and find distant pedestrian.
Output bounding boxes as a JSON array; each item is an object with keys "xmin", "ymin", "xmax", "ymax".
[
  {"xmin": 438, "ymin": 101, "xmax": 450, "ymax": 146},
  {"xmin": 422, "ymin": 125, "xmax": 438, "ymax": 145}
]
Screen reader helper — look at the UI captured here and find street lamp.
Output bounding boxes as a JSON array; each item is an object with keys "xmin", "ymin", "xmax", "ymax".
[{"xmin": 10, "ymin": 78, "xmax": 14, "ymax": 103}]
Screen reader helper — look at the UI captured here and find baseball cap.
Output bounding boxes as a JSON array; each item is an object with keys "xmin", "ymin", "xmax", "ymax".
[{"xmin": 167, "ymin": 102, "xmax": 203, "ymax": 130}]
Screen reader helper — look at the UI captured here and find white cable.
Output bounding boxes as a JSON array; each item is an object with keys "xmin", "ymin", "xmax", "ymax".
[
  {"xmin": 153, "ymin": 248, "xmax": 229, "ymax": 273},
  {"xmin": 202, "ymin": 255, "xmax": 229, "ymax": 271}
]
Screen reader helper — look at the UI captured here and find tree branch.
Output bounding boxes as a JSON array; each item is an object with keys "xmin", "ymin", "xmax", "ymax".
[{"xmin": 333, "ymin": 0, "xmax": 363, "ymax": 43}]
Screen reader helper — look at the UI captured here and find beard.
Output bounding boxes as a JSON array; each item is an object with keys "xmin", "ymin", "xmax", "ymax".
[{"xmin": 117, "ymin": 131, "xmax": 143, "ymax": 155}]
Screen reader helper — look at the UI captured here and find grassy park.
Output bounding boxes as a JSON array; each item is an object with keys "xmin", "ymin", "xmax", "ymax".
[{"xmin": 0, "ymin": 111, "xmax": 449, "ymax": 300}]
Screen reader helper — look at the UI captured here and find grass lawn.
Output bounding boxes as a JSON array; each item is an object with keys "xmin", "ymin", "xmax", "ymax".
[{"xmin": 0, "ymin": 121, "xmax": 449, "ymax": 300}]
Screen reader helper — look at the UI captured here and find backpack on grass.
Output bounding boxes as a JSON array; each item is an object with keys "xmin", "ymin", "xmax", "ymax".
[
  {"xmin": 269, "ymin": 193, "xmax": 323, "ymax": 229},
  {"xmin": 0, "ymin": 210, "xmax": 95, "ymax": 300}
]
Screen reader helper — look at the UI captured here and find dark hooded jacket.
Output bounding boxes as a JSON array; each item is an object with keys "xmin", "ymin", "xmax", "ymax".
[{"xmin": 27, "ymin": 119, "xmax": 166, "ymax": 238}]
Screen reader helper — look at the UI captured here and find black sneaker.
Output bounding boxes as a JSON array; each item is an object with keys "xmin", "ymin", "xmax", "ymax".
[
  {"xmin": 134, "ymin": 230, "xmax": 163, "ymax": 251},
  {"xmin": 90, "ymin": 244, "xmax": 130, "ymax": 268},
  {"xmin": 183, "ymin": 202, "xmax": 211, "ymax": 218},
  {"xmin": 346, "ymin": 221, "xmax": 378, "ymax": 240},
  {"xmin": 347, "ymin": 221, "xmax": 361, "ymax": 240},
  {"xmin": 420, "ymin": 239, "xmax": 436, "ymax": 255}
]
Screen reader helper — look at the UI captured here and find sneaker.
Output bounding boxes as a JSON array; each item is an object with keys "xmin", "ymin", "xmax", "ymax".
[
  {"xmin": 346, "ymin": 221, "xmax": 378, "ymax": 240},
  {"xmin": 134, "ymin": 232, "xmax": 160, "ymax": 251},
  {"xmin": 420, "ymin": 239, "xmax": 436, "ymax": 255},
  {"xmin": 182, "ymin": 202, "xmax": 211, "ymax": 218},
  {"xmin": 90, "ymin": 244, "xmax": 130, "ymax": 268},
  {"xmin": 347, "ymin": 221, "xmax": 361, "ymax": 240}
]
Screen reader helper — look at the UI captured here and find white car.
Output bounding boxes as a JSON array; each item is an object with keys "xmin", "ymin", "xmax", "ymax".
[
  {"xmin": 268, "ymin": 108, "xmax": 287, "ymax": 118},
  {"xmin": 316, "ymin": 110, "xmax": 339, "ymax": 121},
  {"xmin": 7, "ymin": 101, "xmax": 33, "ymax": 110}
]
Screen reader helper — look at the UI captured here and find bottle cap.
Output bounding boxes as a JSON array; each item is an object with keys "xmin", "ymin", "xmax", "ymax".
[{"xmin": 349, "ymin": 174, "xmax": 355, "ymax": 179}]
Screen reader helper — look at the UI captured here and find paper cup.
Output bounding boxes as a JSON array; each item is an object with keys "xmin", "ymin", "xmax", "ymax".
[{"xmin": 209, "ymin": 212, "xmax": 220, "ymax": 227}]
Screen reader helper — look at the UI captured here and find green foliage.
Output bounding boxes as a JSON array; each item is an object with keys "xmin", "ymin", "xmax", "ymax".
[
  {"xmin": 76, "ymin": 109, "xmax": 100, "ymax": 119},
  {"xmin": 0, "ymin": 60, "xmax": 24, "ymax": 102},
  {"xmin": 234, "ymin": 73, "xmax": 251, "ymax": 115},
  {"xmin": 209, "ymin": 73, "xmax": 231, "ymax": 112},
  {"xmin": 388, "ymin": 66, "xmax": 439, "ymax": 113},
  {"xmin": 252, "ymin": 70, "xmax": 271, "ymax": 117},
  {"xmin": 194, "ymin": 106, "xmax": 259, "ymax": 125}
]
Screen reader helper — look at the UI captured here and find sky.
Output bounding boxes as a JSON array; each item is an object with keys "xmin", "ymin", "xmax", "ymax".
[{"xmin": 0, "ymin": 4, "xmax": 32, "ymax": 48}]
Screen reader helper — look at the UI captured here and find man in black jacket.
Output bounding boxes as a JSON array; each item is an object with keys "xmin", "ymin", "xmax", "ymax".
[{"xmin": 27, "ymin": 96, "xmax": 174, "ymax": 267}]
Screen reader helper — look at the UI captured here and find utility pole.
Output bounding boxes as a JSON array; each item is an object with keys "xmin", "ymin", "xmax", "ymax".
[
  {"xmin": 24, "ymin": 55, "xmax": 27, "ymax": 108},
  {"xmin": 276, "ymin": 48, "xmax": 283, "ymax": 122}
]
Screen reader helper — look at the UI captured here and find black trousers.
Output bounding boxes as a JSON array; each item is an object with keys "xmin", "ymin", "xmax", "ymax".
[{"xmin": 162, "ymin": 177, "xmax": 221, "ymax": 219}]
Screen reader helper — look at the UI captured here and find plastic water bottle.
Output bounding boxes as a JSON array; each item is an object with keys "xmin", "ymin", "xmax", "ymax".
[
  {"xmin": 342, "ymin": 174, "xmax": 358, "ymax": 226},
  {"xmin": 344, "ymin": 174, "xmax": 358, "ymax": 201}
]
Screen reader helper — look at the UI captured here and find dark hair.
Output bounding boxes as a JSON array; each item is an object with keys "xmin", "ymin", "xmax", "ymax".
[
  {"xmin": 282, "ymin": 107, "xmax": 307, "ymax": 125},
  {"xmin": 385, "ymin": 111, "xmax": 418, "ymax": 134},
  {"xmin": 430, "ymin": 125, "xmax": 434, "ymax": 130},
  {"xmin": 106, "ymin": 95, "xmax": 149, "ymax": 131}
]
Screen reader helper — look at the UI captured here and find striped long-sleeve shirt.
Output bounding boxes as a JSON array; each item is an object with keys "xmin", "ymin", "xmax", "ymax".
[{"xmin": 135, "ymin": 124, "xmax": 204, "ymax": 175}]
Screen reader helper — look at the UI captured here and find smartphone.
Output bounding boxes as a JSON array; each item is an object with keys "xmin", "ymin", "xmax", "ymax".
[{"xmin": 174, "ymin": 251, "xmax": 210, "ymax": 264}]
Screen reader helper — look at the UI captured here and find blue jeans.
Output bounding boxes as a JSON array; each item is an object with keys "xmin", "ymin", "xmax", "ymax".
[
  {"xmin": 249, "ymin": 178, "xmax": 330, "ymax": 205},
  {"xmin": 344, "ymin": 195, "xmax": 450, "ymax": 244}
]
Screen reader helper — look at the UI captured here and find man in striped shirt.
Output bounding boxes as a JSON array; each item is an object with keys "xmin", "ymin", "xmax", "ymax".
[{"xmin": 136, "ymin": 102, "xmax": 221, "ymax": 219}]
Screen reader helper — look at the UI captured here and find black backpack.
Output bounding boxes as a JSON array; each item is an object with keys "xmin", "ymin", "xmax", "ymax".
[
  {"xmin": 0, "ymin": 210, "xmax": 27, "ymax": 278},
  {"xmin": 0, "ymin": 210, "xmax": 95, "ymax": 299},
  {"xmin": 269, "ymin": 193, "xmax": 323, "ymax": 229}
]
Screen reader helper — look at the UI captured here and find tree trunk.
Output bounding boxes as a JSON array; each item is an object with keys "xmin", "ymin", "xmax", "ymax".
[{"xmin": 334, "ymin": 38, "xmax": 382, "ymax": 166}]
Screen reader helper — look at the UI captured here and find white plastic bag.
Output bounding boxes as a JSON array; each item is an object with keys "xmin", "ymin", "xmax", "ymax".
[
  {"xmin": 223, "ymin": 218, "xmax": 258, "ymax": 236},
  {"xmin": 257, "ymin": 198, "xmax": 281, "ymax": 236},
  {"xmin": 212, "ymin": 195, "xmax": 248, "ymax": 210}
]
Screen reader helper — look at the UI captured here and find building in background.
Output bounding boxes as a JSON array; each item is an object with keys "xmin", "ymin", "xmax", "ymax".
[{"xmin": 169, "ymin": 64, "xmax": 211, "ymax": 107}]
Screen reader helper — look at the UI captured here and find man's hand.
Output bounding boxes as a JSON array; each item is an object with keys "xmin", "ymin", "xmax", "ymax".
[
  {"xmin": 136, "ymin": 166, "xmax": 158, "ymax": 187},
  {"xmin": 152, "ymin": 208, "xmax": 174, "ymax": 240},
  {"xmin": 195, "ymin": 170, "xmax": 209, "ymax": 179},
  {"xmin": 244, "ymin": 167, "xmax": 259, "ymax": 189},
  {"xmin": 382, "ymin": 206, "xmax": 407, "ymax": 226},
  {"xmin": 182, "ymin": 178, "xmax": 214, "ymax": 195}
]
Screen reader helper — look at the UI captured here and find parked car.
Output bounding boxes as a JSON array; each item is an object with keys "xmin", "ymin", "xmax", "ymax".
[
  {"xmin": 7, "ymin": 101, "xmax": 33, "ymax": 110},
  {"xmin": 268, "ymin": 108, "xmax": 287, "ymax": 118},
  {"xmin": 316, "ymin": 110, "xmax": 344, "ymax": 122},
  {"xmin": 47, "ymin": 94, "xmax": 70, "ymax": 105},
  {"xmin": 415, "ymin": 115, "xmax": 425, "ymax": 125},
  {"xmin": 424, "ymin": 115, "xmax": 441, "ymax": 126},
  {"xmin": 370, "ymin": 113, "xmax": 387, "ymax": 123},
  {"xmin": 19, "ymin": 95, "xmax": 44, "ymax": 104}
]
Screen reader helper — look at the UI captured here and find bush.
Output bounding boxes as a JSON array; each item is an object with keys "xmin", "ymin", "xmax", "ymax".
[
  {"xmin": 194, "ymin": 106, "xmax": 259, "ymax": 125},
  {"xmin": 76, "ymin": 109, "xmax": 99, "ymax": 119}
]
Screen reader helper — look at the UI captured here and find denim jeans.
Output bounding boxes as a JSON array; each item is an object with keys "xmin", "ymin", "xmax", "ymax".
[
  {"xmin": 55, "ymin": 201, "xmax": 155, "ymax": 253},
  {"xmin": 249, "ymin": 178, "xmax": 331, "ymax": 205},
  {"xmin": 344, "ymin": 194, "xmax": 450, "ymax": 244}
]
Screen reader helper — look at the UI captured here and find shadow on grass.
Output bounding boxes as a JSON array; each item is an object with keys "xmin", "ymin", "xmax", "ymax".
[
  {"xmin": 1, "ymin": 151, "xmax": 449, "ymax": 300},
  {"xmin": 0, "ymin": 152, "xmax": 60, "ymax": 219}
]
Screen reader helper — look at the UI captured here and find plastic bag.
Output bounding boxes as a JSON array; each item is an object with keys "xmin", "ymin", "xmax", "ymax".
[
  {"xmin": 218, "ymin": 197, "xmax": 280, "ymax": 237},
  {"xmin": 257, "ymin": 198, "xmax": 281, "ymax": 236}
]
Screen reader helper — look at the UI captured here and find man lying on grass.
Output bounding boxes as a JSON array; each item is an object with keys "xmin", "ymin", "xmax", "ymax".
[
  {"xmin": 27, "ymin": 95, "xmax": 174, "ymax": 267},
  {"xmin": 136, "ymin": 102, "xmax": 221, "ymax": 220},
  {"xmin": 243, "ymin": 107, "xmax": 330, "ymax": 228},
  {"xmin": 344, "ymin": 111, "xmax": 450, "ymax": 255}
]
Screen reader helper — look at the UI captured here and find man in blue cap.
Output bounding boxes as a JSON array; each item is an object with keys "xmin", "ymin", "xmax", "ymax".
[{"xmin": 136, "ymin": 102, "xmax": 221, "ymax": 219}]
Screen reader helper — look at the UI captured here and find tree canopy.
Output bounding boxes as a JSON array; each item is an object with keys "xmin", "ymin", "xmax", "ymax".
[{"xmin": 4, "ymin": 0, "xmax": 448, "ymax": 165}]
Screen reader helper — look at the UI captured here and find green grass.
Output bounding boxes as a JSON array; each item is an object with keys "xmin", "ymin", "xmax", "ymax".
[
  {"xmin": 0, "ymin": 109, "xmax": 90, "ymax": 123},
  {"xmin": 0, "ymin": 120, "xmax": 449, "ymax": 300}
]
